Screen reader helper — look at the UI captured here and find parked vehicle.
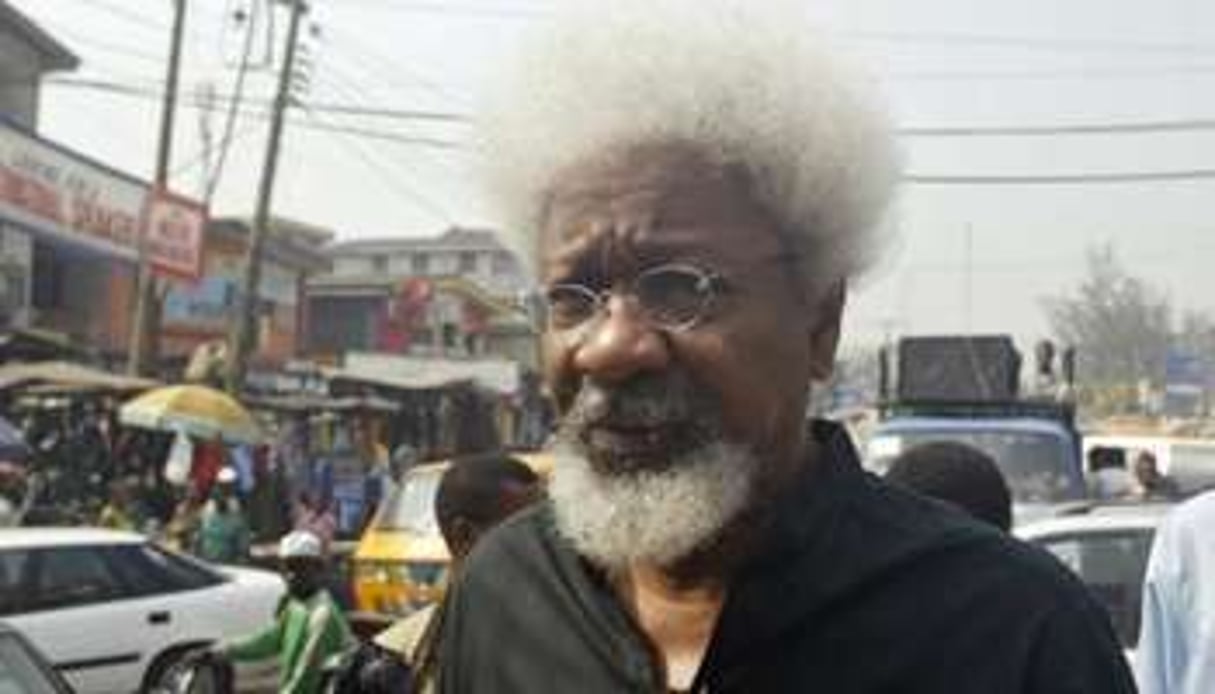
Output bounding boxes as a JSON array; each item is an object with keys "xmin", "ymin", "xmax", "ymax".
[
  {"xmin": 866, "ymin": 335, "xmax": 1086, "ymax": 523},
  {"xmin": 351, "ymin": 453, "xmax": 553, "ymax": 616},
  {"xmin": 1016, "ymin": 502, "xmax": 1171, "ymax": 660},
  {"xmin": 0, "ymin": 622, "xmax": 74, "ymax": 693},
  {"xmin": 0, "ymin": 527, "xmax": 283, "ymax": 694}
]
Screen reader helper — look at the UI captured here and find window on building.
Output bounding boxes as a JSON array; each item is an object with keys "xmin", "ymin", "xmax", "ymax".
[
  {"xmin": 491, "ymin": 251, "xmax": 517, "ymax": 276},
  {"xmin": 458, "ymin": 251, "xmax": 477, "ymax": 274},
  {"xmin": 371, "ymin": 255, "xmax": 388, "ymax": 274},
  {"xmin": 411, "ymin": 253, "xmax": 430, "ymax": 274},
  {"xmin": 30, "ymin": 244, "xmax": 65, "ymax": 311}
]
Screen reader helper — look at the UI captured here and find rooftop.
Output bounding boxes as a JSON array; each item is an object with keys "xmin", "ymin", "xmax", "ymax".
[
  {"xmin": 330, "ymin": 227, "xmax": 506, "ymax": 255},
  {"xmin": 0, "ymin": 1, "xmax": 79, "ymax": 72}
]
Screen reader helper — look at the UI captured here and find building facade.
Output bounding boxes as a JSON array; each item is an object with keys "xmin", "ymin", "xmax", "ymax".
[
  {"xmin": 306, "ymin": 228, "xmax": 536, "ymax": 366},
  {"xmin": 0, "ymin": 0, "xmax": 77, "ymax": 131},
  {"xmin": 162, "ymin": 217, "xmax": 332, "ymax": 371}
]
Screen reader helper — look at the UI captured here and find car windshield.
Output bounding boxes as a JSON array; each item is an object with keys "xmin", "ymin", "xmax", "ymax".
[
  {"xmin": 869, "ymin": 428, "xmax": 1082, "ymax": 503},
  {"xmin": 374, "ymin": 468, "xmax": 443, "ymax": 534},
  {"xmin": 0, "ymin": 635, "xmax": 59, "ymax": 694}
]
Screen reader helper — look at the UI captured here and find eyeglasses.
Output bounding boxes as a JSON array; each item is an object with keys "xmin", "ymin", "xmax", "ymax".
[{"xmin": 541, "ymin": 263, "xmax": 726, "ymax": 333}]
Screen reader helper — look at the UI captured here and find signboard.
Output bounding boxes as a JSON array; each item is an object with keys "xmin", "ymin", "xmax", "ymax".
[
  {"xmin": 145, "ymin": 187, "xmax": 206, "ymax": 280},
  {"xmin": 0, "ymin": 123, "xmax": 143, "ymax": 259},
  {"xmin": 164, "ymin": 247, "xmax": 299, "ymax": 330},
  {"xmin": 0, "ymin": 121, "xmax": 206, "ymax": 276}
]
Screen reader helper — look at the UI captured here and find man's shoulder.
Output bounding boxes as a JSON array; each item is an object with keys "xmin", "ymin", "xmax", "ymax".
[
  {"xmin": 1169, "ymin": 489, "xmax": 1215, "ymax": 527},
  {"xmin": 839, "ymin": 475, "xmax": 1091, "ymax": 604},
  {"xmin": 461, "ymin": 502, "xmax": 562, "ymax": 583},
  {"xmin": 1150, "ymin": 490, "xmax": 1215, "ymax": 569}
]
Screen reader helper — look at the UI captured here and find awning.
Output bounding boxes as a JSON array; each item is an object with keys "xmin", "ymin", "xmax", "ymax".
[
  {"xmin": 0, "ymin": 361, "xmax": 160, "ymax": 394},
  {"xmin": 245, "ymin": 393, "xmax": 401, "ymax": 414},
  {"xmin": 326, "ymin": 352, "xmax": 520, "ymax": 396}
]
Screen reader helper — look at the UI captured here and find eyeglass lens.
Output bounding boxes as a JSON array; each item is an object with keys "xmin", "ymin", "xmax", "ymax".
[{"xmin": 542, "ymin": 265, "xmax": 715, "ymax": 331}]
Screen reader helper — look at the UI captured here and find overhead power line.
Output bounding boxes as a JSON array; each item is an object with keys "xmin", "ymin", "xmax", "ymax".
[
  {"xmin": 323, "ymin": 23, "xmax": 473, "ymax": 107},
  {"xmin": 40, "ymin": 76, "xmax": 468, "ymax": 150},
  {"xmin": 40, "ymin": 24, "xmax": 166, "ymax": 64},
  {"xmin": 907, "ymin": 170, "xmax": 1215, "ymax": 185},
  {"xmin": 889, "ymin": 64, "xmax": 1215, "ymax": 82},
  {"xmin": 902, "ymin": 118, "xmax": 1215, "ymax": 137},
  {"xmin": 77, "ymin": 0, "xmax": 169, "ymax": 33},
  {"xmin": 36, "ymin": 78, "xmax": 1215, "ymax": 185},
  {"xmin": 337, "ymin": 0, "xmax": 547, "ymax": 19},
  {"xmin": 844, "ymin": 30, "xmax": 1215, "ymax": 56},
  {"xmin": 206, "ymin": 0, "xmax": 262, "ymax": 204},
  {"xmin": 296, "ymin": 119, "xmax": 467, "ymax": 149},
  {"xmin": 44, "ymin": 76, "xmax": 1215, "ymax": 137},
  {"xmin": 303, "ymin": 109, "xmax": 454, "ymax": 223},
  {"xmin": 43, "ymin": 77, "xmax": 468, "ymax": 122}
]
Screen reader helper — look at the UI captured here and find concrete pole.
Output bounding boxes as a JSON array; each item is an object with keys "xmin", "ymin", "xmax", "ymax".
[
  {"xmin": 225, "ymin": 0, "xmax": 308, "ymax": 393},
  {"xmin": 128, "ymin": 0, "xmax": 188, "ymax": 376}
]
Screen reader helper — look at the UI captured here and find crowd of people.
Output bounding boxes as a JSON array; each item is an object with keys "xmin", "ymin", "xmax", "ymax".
[{"xmin": 0, "ymin": 395, "xmax": 399, "ymax": 569}]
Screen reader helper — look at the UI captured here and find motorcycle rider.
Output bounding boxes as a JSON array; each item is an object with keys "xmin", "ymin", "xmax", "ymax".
[{"xmin": 215, "ymin": 530, "xmax": 352, "ymax": 693}]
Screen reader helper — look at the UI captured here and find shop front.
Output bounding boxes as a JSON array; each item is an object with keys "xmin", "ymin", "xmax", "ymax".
[{"xmin": 0, "ymin": 118, "xmax": 204, "ymax": 360}]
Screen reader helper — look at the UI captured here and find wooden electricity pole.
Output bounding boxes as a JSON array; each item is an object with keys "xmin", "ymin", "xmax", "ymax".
[
  {"xmin": 129, "ymin": 0, "xmax": 188, "ymax": 376},
  {"xmin": 225, "ymin": 0, "xmax": 308, "ymax": 394}
]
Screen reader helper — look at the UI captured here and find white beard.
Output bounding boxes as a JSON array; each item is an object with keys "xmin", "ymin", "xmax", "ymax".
[{"xmin": 548, "ymin": 440, "xmax": 757, "ymax": 571}]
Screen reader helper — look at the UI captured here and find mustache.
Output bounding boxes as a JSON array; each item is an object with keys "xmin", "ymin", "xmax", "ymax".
[{"xmin": 561, "ymin": 371, "xmax": 710, "ymax": 431}]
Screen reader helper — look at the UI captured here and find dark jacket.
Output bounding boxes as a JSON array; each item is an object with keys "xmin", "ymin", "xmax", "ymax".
[{"xmin": 439, "ymin": 422, "xmax": 1136, "ymax": 693}]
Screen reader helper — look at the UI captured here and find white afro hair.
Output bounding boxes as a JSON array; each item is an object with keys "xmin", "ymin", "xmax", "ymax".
[{"xmin": 479, "ymin": 0, "xmax": 902, "ymax": 286}]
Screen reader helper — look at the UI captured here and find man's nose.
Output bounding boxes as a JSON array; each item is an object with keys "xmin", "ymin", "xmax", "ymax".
[{"xmin": 571, "ymin": 295, "xmax": 670, "ymax": 383}]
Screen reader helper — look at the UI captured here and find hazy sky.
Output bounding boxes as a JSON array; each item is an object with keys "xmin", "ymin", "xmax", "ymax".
[{"xmin": 11, "ymin": 0, "xmax": 1215, "ymax": 349}]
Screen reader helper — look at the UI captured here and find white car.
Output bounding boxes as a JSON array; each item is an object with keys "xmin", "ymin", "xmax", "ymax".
[
  {"xmin": 1016, "ymin": 502, "xmax": 1172, "ymax": 666},
  {"xmin": 0, "ymin": 527, "xmax": 285, "ymax": 694}
]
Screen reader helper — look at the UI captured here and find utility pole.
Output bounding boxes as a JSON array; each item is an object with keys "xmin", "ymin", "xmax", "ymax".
[
  {"xmin": 129, "ymin": 0, "xmax": 188, "ymax": 377},
  {"xmin": 225, "ymin": 0, "xmax": 308, "ymax": 394}
]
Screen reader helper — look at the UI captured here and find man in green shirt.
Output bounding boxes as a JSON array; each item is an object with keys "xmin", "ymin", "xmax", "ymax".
[{"xmin": 219, "ymin": 530, "xmax": 352, "ymax": 693}]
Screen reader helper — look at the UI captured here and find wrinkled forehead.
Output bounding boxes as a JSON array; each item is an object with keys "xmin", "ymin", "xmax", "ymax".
[{"xmin": 537, "ymin": 143, "xmax": 786, "ymax": 276}]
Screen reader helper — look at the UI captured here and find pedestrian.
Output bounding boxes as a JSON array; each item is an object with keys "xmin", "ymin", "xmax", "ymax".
[
  {"xmin": 884, "ymin": 441, "xmax": 1013, "ymax": 531},
  {"xmin": 1137, "ymin": 489, "xmax": 1215, "ymax": 694},
  {"xmin": 374, "ymin": 452, "xmax": 542, "ymax": 692},
  {"xmin": 436, "ymin": 2, "xmax": 1135, "ymax": 691},
  {"xmin": 293, "ymin": 490, "xmax": 337, "ymax": 555},
  {"xmin": 165, "ymin": 485, "xmax": 205, "ymax": 553},
  {"xmin": 197, "ymin": 468, "xmax": 250, "ymax": 564},
  {"xmin": 1130, "ymin": 450, "xmax": 1181, "ymax": 501},
  {"xmin": 96, "ymin": 479, "xmax": 135, "ymax": 531},
  {"xmin": 215, "ymin": 530, "xmax": 353, "ymax": 693},
  {"xmin": 1087, "ymin": 445, "xmax": 1133, "ymax": 500}
]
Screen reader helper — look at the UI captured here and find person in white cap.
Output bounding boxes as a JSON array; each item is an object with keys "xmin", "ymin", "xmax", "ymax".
[{"xmin": 217, "ymin": 530, "xmax": 352, "ymax": 693}]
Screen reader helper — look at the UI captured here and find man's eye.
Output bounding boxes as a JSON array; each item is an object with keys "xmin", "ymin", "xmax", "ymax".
[
  {"xmin": 544, "ymin": 286, "xmax": 597, "ymax": 327},
  {"xmin": 635, "ymin": 268, "xmax": 712, "ymax": 327}
]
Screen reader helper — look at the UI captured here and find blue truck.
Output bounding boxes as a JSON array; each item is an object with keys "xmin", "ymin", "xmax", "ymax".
[{"xmin": 865, "ymin": 335, "xmax": 1087, "ymax": 522}]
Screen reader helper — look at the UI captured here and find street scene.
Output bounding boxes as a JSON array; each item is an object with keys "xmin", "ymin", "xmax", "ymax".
[{"xmin": 0, "ymin": 0, "xmax": 1213, "ymax": 692}]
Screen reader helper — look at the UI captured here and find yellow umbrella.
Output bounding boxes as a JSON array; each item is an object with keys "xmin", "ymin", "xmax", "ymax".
[{"xmin": 120, "ymin": 384, "xmax": 263, "ymax": 444}]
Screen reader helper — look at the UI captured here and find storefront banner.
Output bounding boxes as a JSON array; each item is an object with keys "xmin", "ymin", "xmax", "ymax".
[
  {"xmin": 145, "ymin": 187, "xmax": 207, "ymax": 281},
  {"xmin": 0, "ymin": 122, "xmax": 206, "ymax": 276},
  {"xmin": 0, "ymin": 122, "xmax": 142, "ymax": 258}
]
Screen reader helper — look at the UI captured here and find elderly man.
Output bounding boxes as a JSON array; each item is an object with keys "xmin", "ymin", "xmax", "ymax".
[{"xmin": 439, "ymin": 1, "xmax": 1134, "ymax": 692}]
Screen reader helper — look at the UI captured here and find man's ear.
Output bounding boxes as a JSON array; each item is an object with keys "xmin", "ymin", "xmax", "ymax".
[
  {"xmin": 807, "ymin": 281, "xmax": 847, "ymax": 381},
  {"xmin": 446, "ymin": 516, "xmax": 480, "ymax": 560}
]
